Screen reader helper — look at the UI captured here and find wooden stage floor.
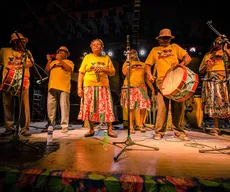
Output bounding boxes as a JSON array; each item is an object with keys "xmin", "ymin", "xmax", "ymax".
[
  {"xmin": 0, "ymin": 121, "xmax": 230, "ymax": 191},
  {"xmin": 1, "ymin": 121, "xmax": 230, "ymax": 178}
]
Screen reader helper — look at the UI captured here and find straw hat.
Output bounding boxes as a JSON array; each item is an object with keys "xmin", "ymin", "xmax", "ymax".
[
  {"xmin": 156, "ymin": 28, "xmax": 175, "ymax": 40},
  {"xmin": 9, "ymin": 32, "xmax": 28, "ymax": 44},
  {"xmin": 56, "ymin": 46, "xmax": 70, "ymax": 56}
]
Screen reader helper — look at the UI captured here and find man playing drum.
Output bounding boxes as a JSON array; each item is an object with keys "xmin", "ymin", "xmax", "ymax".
[
  {"xmin": 0, "ymin": 32, "xmax": 33, "ymax": 136},
  {"xmin": 145, "ymin": 28, "xmax": 192, "ymax": 141}
]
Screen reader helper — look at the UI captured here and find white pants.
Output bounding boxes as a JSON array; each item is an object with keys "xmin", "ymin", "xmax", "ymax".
[{"xmin": 47, "ymin": 89, "xmax": 70, "ymax": 130}]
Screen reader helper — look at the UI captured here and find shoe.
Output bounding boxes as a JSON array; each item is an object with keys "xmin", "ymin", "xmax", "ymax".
[
  {"xmin": 20, "ymin": 130, "xmax": 32, "ymax": 137},
  {"xmin": 84, "ymin": 130, "xmax": 95, "ymax": 137},
  {"xmin": 61, "ymin": 129, "xmax": 68, "ymax": 133},
  {"xmin": 41, "ymin": 128, "xmax": 48, "ymax": 133},
  {"xmin": 139, "ymin": 126, "xmax": 146, "ymax": 133},
  {"xmin": 154, "ymin": 133, "xmax": 162, "ymax": 140},
  {"xmin": 210, "ymin": 128, "xmax": 220, "ymax": 136},
  {"xmin": 108, "ymin": 131, "xmax": 118, "ymax": 138},
  {"xmin": 0, "ymin": 128, "xmax": 15, "ymax": 137},
  {"xmin": 176, "ymin": 134, "xmax": 190, "ymax": 141}
]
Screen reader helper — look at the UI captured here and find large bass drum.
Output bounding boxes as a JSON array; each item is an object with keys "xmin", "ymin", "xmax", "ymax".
[
  {"xmin": 0, "ymin": 68, "xmax": 29, "ymax": 96},
  {"xmin": 160, "ymin": 65, "xmax": 199, "ymax": 102}
]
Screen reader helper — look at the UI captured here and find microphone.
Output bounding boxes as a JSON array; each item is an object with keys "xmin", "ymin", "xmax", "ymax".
[
  {"xmin": 36, "ymin": 77, "xmax": 48, "ymax": 84},
  {"xmin": 126, "ymin": 35, "xmax": 130, "ymax": 49},
  {"xmin": 91, "ymin": 62, "xmax": 100, "ymax": 82},
  {"xmin": 96, "ymin": 72, "xmax": 100, "ymax": 82}
]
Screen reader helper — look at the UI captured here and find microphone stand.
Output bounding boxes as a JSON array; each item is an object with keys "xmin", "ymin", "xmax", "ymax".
[
  {"xmin": 199, "ymin": 21, "xmax": 230, "ymax": 154},
  {"xmin": 112, "ymin": 35, "xmax": 159, "ymax": 161},
  {"xmin": 8, "ymin": 31, "xmax": 44, "ymax": 151}
]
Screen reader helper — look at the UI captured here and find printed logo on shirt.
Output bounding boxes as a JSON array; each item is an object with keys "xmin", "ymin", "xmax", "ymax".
[{"xmin": 157, "ymin": 49, "xmax": 174, "ymax": 59}]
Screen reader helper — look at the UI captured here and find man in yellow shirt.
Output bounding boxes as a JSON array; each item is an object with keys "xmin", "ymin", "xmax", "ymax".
[
  {"xmin": 145, "ymin": 28, "xmax": 191, "ymax": 141},
  {"xmin": 0, "ymin": 32, "xmax": 33, "ymax": 137},
  {"xmin": 42, "ymin": 46, "xmax": 74, "ymax": 133}
]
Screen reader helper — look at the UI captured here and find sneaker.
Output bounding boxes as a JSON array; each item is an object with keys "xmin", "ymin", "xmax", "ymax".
[
  {"xmin": 0, "ymin": 128, "xmax": 15, "ymax": 137},
  {"xmin": 176, "ymin": 134, "xmax": 190, "ymax": 141},
  {"xmin": 154, "ymin": 133, "xmax": 162, "ymax": 140},
  {"xmin": 61, "ymin": 129, "xmax": 68, "ymax": 133},
  {"xmin": 20, "ymin": 130, "xmax": 32, "ymax": 136}
]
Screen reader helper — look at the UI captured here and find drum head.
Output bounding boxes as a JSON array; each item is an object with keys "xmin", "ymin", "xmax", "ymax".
[{"xmin": 161, "ymin": 66, "xmax": 185, "ymax": 95}]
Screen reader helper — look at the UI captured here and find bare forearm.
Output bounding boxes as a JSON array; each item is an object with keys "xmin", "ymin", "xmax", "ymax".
[
  {"xmin": 78, "ymin": 72, "xmax": 84, "ymax": 89},
  {"xmin": 60, "ymin": 60, "xmax": 72, "ymax": 72},
  {"xmin": 180, "ymin": 54, "xmax": 192, "ymax": 66},
  {"xmin": 145, "ymin": 64, "xmax": 152, "ymax": 77},
  {"xmin": 45, "ymin": 61, "xmax": 52, "ymax": 72}
]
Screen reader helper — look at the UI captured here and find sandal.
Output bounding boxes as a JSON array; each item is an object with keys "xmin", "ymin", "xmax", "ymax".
[
  {"xmin": 130, "ymin": 128, "xmax": 136, "ymax": 134},
  {"xmin": 139, "ymin": 126, "xmax": 146, "ymax": 133}
]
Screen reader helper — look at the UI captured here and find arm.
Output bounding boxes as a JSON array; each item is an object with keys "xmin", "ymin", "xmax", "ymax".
[
  {"xmin": 199, "ymin": 53, "xmax": 212, "ymax": 74},
  {"xmin": 179, "ymin": 53, "xmax": 192, "ymax": 66},
  {"xmin": 56, "ymin": 54, "xmax": 72, "ymax": 72},
  {"xmin": 145, "ymin": 75, "xmax": 155, "ymax": 99},
  {"xmin": 122, "ymin": 61, "xmax": 128, "ymax": 76},
  {"xmin": 45, "ymin": 54, "xmax": 53, "ymax": 72},
  {"xmin": 145, "ymin": 64, "xmax": 155, "ymax": 82},
  {"xmin": 77, "ymin": 72, "xmax": 85, "ymax": 98},
  {"xmin": 100, "ymin": 66, "xmax": 115, "ymax": 76},
  {"xmin": 95, "ymin": 57, "xmax": 115, "ymax": 76}
]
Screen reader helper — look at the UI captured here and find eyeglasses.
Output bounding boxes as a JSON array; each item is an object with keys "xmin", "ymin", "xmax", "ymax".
[{"xmin": 159, "ymin": 37, "xmax": 172, "ymax": 40}]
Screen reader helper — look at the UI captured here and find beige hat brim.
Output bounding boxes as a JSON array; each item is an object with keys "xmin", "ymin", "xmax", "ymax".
[
  {"xmin": 56, "ymin": 49, "xmax": 70, "ymax": 56},
  {"xmin": 156, "ymin": 35, "xmax": 175, "ymax": 40},
  {"xmin": 9, "ymin": 37, "xmax": 28, "ymax": 44}
]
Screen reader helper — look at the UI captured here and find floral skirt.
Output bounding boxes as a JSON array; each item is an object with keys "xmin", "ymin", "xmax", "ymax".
[
  {"xmin": 201, "ymin": 70, "xmax": 230, "ymax": 118},
  {"xmin": 78, "ymin": 86, "xmax": 115, "ymax": 122},
  {"xmin": 120, "ymin": 84, "xmax": 151, "ymax": 110}
]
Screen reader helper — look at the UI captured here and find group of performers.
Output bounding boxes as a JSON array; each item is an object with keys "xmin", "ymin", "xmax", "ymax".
[{"xmin": 0, "ymin": 29, "xmax": 230, "ymax": 140}]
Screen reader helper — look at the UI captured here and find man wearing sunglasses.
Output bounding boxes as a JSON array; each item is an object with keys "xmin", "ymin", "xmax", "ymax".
[{"xmin": 145, "ymin": 28, "xmax": 192, "ymax": 141}]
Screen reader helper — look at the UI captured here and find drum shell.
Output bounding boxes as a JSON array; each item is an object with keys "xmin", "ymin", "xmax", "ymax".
[
  {"xmin": 160, "ymin": 65, "xmax": 199, "ymax": 102},
  {"xmin": 185, "ymin": 95, "xmax": 203, "ymax": 128}
]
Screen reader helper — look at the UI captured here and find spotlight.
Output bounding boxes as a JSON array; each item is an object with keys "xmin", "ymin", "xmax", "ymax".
[
  {"xmin": 101, "ymin": 51, "xmax": 106, "ymax": 56},
  {"xmin": 139, "ymin": 49, "xmax": 146, "ymax": 56},
  {"xmin": 189, "ymin": 47, "xmax": 196, "ymax": 53},
  {"xmin": 108, "ymin": 51, "xmax": 113, "ymax": 57},
  {"xmin": 83, "ymin": 52, "xmax": 88, "ymax": 56}
]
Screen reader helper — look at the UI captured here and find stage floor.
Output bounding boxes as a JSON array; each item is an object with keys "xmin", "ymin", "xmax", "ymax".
[{"xmin": 1, "ymin": 121, "xmax": 230, "ymax": 180}]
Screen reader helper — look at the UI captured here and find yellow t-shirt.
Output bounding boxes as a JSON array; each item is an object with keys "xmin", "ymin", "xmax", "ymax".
[
  {"xmin": 79, "ymin": 53, "xmax": 115, "ymax": 87},
  {"xmin": 0, "ymin": 47, "xmax": 33, "ymax": 89},
  {"xmin": 48, "ymin": 59, "xmax": 74, "ymax": 93},
  {"xmin": 199, "ymin": 51, "xmax": 226, "ymax": 72},
  {"xmin": 145, "ymin": 43, "xmax": 188, "ymax": 81},
  {"xmin": 122, "ymin": 60, "xmax": 146, "ymax": 87}
]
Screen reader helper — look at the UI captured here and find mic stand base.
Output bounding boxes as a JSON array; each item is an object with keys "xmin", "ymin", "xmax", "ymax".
[
  {"xmin": 199, "ymin": 145, "xmax": 230, "ymax": 154},
  {"xmin": 9, "ymin": 130, "xmax": 39, "ymax": 151},
  {"xmin": 113, "ymin": 135, "xmax": 159, "ymax": 161}
]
